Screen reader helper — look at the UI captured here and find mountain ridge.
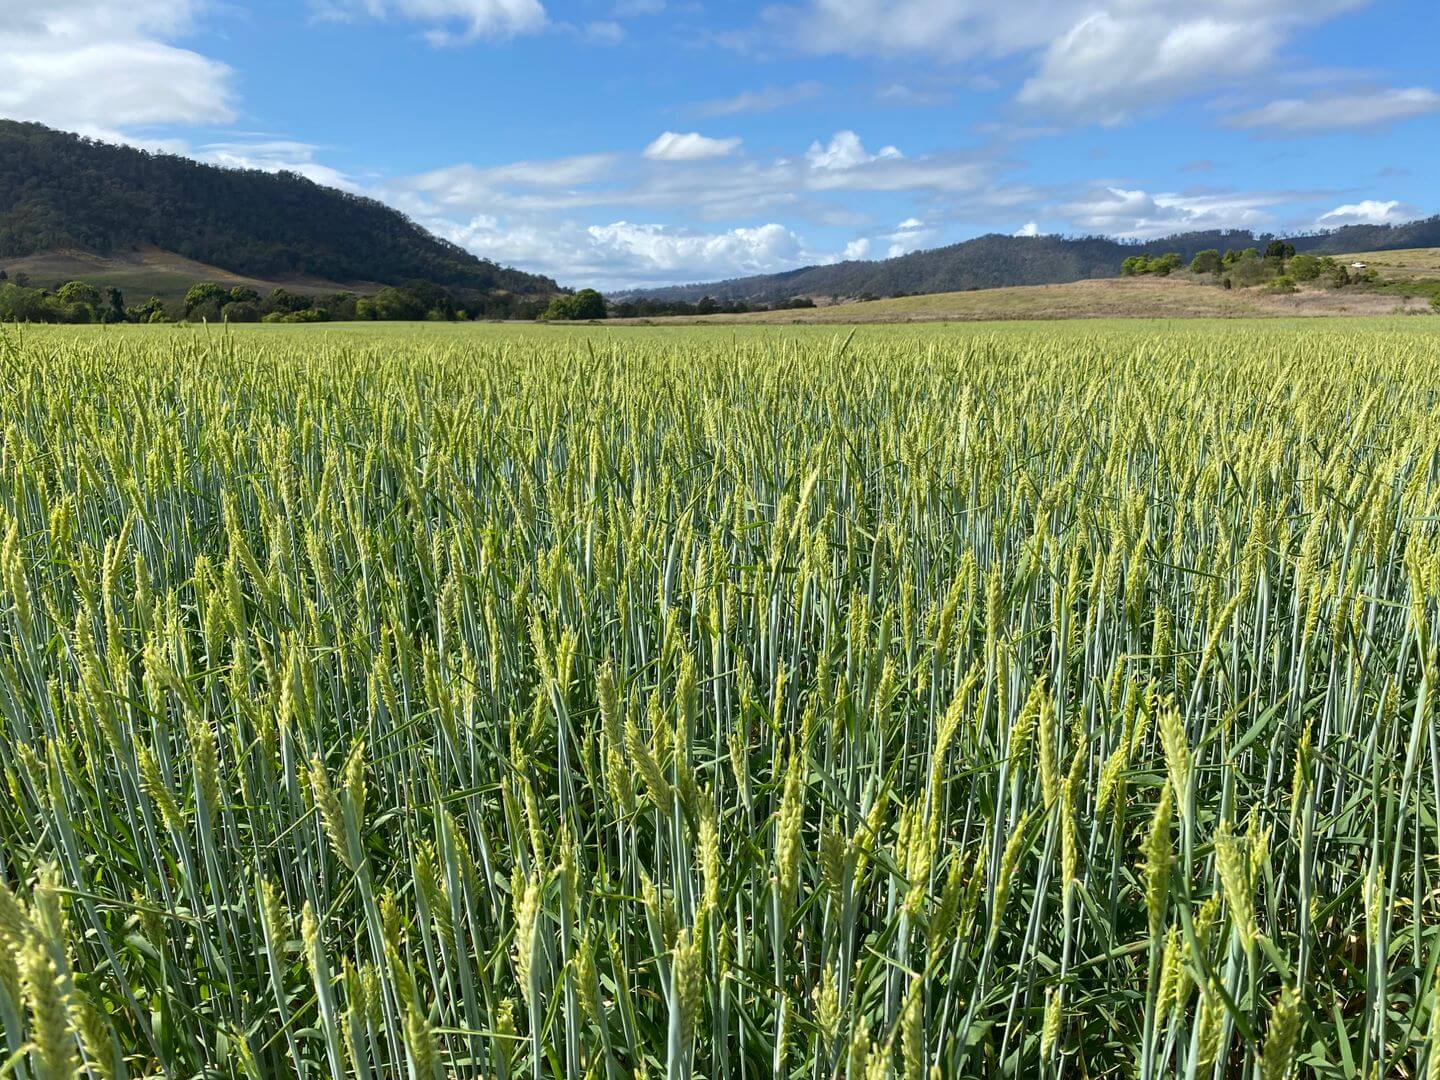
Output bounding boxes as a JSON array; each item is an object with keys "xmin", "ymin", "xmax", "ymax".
[
  {"xmin": 0, "ymin": 119, "xmax": 558, "ymax": 298},
  {"xmin": 616, "ymin": 220, "xmax": 1440, "ymax": 303}
]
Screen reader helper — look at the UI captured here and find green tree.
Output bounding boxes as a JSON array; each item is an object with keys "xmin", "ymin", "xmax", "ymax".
[
  {"xmin": 229, "ymin": 285, "xmax": 261, "ymax": 305},
  {"xmin": 1265, "ymin": 240, "xmax": 1295, "ymax": 263},
  {"xmin": 126, "ymin": 295, "xmax": 169, "ymax": 323},
  {"xmin": 570, "ymin": 289, "xmax": 607, "ymax": 320},
  {"xmin": 1149, "ymin": 253, "xmax": 1183, "ymax": 277},
  {"xmin": 103, "ymin": 286, "xmax": 126, "ymax": 323},
  {"xmin": 264, "ymin": 288, "xmax": 308, "ymax": 315},
  {"xmin": 223, "ymin": 301, "xmax": 260, "ymax": 323},
  {"xmin": 56, "ymin": 280, "xmax": 102, "ymax": 308},
  {"xmin": 1288, "ymin": 254, "xmax": 1321, "ymax": 281},
  {"xmin": 1189, "ymin": 249, "xmax": 1221, "ymax": 275},
  {"xmin": 1121, "ymin": 255, "xmax": 1149, "ymax": 276},
  {"xmin": 184, "ymin": 282, "xmax": 230, "ymax": 315},
  {"xmin": 367, "ymin": 286, "xmax": 426, "ymax": 321}
]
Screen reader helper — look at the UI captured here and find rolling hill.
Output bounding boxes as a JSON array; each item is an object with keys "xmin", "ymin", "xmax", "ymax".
[
  {"xmin": 604, "ymin": 259, "xmax": 1440, "ymax": 325},
  {"xmin": 619, "ymin": 219, "xmax": 1440, "ymax": 305},
  {"xmin": 0, "ymin": 120, "xmax": 557, "ymax": 300}
]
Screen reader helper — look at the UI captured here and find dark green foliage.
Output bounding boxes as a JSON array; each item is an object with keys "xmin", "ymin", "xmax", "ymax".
[
  {"xmin": 126, "ymin": 295, "xmax": 170, "ymax": 323},
  {"xmin": 360, "ymin": 286, "xmax": 428, "ymax": 322},
  {"xmin": 1121, "ymin": 253, "xmax": 1181, "ymax": 277},
  {"xmin": 607, "ymin": 295, "xmax": 791, "ymax": 318},
  {"xmin": 56, "ymin": 280, "xmax": 103, "ymax": 308},
  {"xmin": 223, "ymin": 301, "xmax": 260, "ymax": 323},
  {"xmin": 1189, "ymin": 249, "xmax": 1221, "ymax": 275},
  {"xmin": 1289, "ymin": 254, "xmax": 1321, "ymax": 281},
  {"xmin": 0, "ymin": 279, "xmax": 125, "ymax": 323},
  {"xmin": 570, "ymin": 288, "xmax": 606, "ymax": 320},
  {"xmin": 0, "ymin": 119, "xmax": 558, "ymax": 298},
  {"xmin": 184, "ymin": 282, "xmax": 230, "ymax": 314},
  {"xmin": 540, "ymin": 288, "xmax": 608, "ymax": 321}
]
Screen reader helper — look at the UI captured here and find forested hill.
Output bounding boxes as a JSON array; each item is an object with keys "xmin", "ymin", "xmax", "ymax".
[
  {"xmin": 0, "ymin": 120, "xmax": 557, "ymax": 296},
  {"xmin": 620, "ymin": 218, "xmax": 1440, "ymax": 303}
]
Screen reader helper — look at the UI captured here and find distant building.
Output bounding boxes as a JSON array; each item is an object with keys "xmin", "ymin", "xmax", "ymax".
[{"xmin": 1350, "ymin": 261, "xmax": 1368, "ymax": 269}]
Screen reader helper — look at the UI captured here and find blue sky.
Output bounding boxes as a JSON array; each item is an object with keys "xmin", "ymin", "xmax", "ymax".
[{"xmin": 2, "ymin": 0, "xmax": 1437, "ymax": 289}]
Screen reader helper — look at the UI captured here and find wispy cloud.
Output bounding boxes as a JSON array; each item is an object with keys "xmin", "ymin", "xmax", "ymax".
[
  {"xmin": 1229, "ymin": 87, "xmax": 1440, "ymax": 131},
  {"xmin": 644, "ymin": 131, "xmax": 743, "ymax": 161},
  {"xmin": 691, "ymin": 82, "xmax": 822, "ymax": 117}
]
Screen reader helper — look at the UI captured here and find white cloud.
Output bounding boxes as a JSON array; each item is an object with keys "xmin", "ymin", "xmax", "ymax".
[
  {"xmin": 875, "ymin": 83, "xmax": 953, "ymax": 107},
  {"xmin": 1316, "ymin": 199, "xmax": 1418, "ymax": 227},
  {"xmin": 1018, "ymin": 14, "xmax": 1269, "ymax": 124},
  {"xmin": 195, "ymin": 140, "xmax": 360, "ymax": 191},
  {"xmin": 387, "ymin": 131, "xmax": 997, "ymax": 237},
  {"xmin": 1015, "ymin": 222, "xmax": 1040, "ymax": 236},
  {"xmin": 692, "ymin": 82, "xmax": 823, "ymax": 117},
  {"xmin": 1062, "ymin": 186, "xmax": 1287, "ymax": 239},
  {"xmin": 588, "ymin": 221, "xmax": 804, "ymax": 277},
  {"xmin": 438, "ymin": 214, "xmax": 816, "ymax": 289},
  {"xmin": 764, "ymin": 0, "xmax": 1364, "ymax": 123},
  {"xmin": 806, "ymin": 131, "xmax": 902, "ymax": 171},
  {"xmin": 584, "ymin": 21, "xmax": 625, "ymax": 43},
  {"xmin": 316, "ymin": 0, "xmax": 547, "ymax": 43},
  {"xmin": 644, "ymin": 131, "xmax": 743, "ymax": 161},
  {"xmin": 842, "ymin": 238, "xmax": 872, "ymax": 260},
  {"xmin": 880, "ymin": 216, "xmax": 933, "ymax": 256},
  {"xmin": 1230, "ymin": 88, "xmax": 1440, "ymax": 131},
  {"xmin": 0, "ymin": 1, "xmax": 234, "ymax": 134}
]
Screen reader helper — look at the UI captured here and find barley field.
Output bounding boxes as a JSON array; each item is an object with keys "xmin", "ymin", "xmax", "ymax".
[{"xmin": 2, "ymin": 319, "xmax": 1440, "ymax": 1078}]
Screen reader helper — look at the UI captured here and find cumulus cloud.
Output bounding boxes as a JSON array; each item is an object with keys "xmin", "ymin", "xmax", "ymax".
[
  {"xmin": 1062, "ymin": 186, "xmax": 1287, "ymax": 239},
  {"xmin": 806, "ymin": 131, "xmax": 902, "ymax": 171},
  {"xmin": 1316, "ymin": 200, "xmax": 1419, "ymax": 227},
  {"xmin": 381, "ymin": 130, "xmax": 1014, "ymax": 286},
  {"xmin": 0, "ymin": 1, "xmax": 235, "ymax": 135},
  {"xmin": 314, "ymin": 0, "xmax": 546, "ymax": 43},
  {"xmin": 434, "ymin": 214, "xmax": 815, "ymax": 289},
  {"xmin": 386, "ymin": 130, "xmax": 996, "ymax": 234},
  {"xmin": 1015, "ymin": 222, "xmax": 1040, "ymax": 236},
  {"xmin": 1230, "ymin": 88, "xmax": 1440, "ymax": 131},
  {"xmin": 644, "ymin": 132, "xmax": 743, "ymax": 161}
]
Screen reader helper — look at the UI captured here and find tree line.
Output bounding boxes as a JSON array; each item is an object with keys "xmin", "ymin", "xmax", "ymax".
[
  {"xmin": 538, "ymin": 290, "xmax": 819, "ymax": 321},
  {"xmin": 0, "ymin": 273, "xmax": 553, "ymax": 325},
  {"xmin": 1121, "ymin": 241, "xmax": 1383, "ymax": 293}
]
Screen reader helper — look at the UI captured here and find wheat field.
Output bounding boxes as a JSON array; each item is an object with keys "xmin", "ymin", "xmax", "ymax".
[{"xmin": 2, "ymin": 320, "xmax": 1439, "ymax": 1078}]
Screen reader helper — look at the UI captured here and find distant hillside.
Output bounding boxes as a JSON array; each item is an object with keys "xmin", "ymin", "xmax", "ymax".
[
  {"xmin": 0, "ymin": 120, "xmax": 557, "ymax": 297},
  {"xmin": 620, "ymin": 219, "xmax": 1440, "ymax": 304}
]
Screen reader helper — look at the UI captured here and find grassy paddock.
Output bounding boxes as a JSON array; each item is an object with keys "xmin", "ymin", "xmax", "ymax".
[{"xmin": 1, "ymin": 319, "xmax": 1439, "ymax": 1077}]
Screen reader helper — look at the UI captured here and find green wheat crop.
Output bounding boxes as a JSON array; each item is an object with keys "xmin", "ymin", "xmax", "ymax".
[{"xmin": 1, "ymin": 319, "xmax": 1439, "ymax": 1077}]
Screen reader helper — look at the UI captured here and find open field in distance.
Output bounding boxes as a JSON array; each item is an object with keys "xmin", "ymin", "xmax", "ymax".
[{"xmin": 610, "ymin": 274, "xmax": 1440, "ymax": 325}]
